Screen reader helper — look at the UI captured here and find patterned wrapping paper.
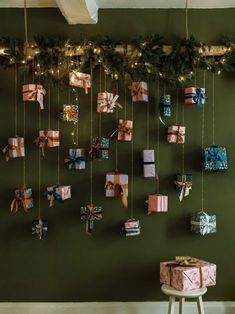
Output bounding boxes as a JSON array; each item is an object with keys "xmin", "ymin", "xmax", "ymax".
[
  {"xmin": 23, "ymin": 84, "xmax": 46, "ymax": 109},
  {"xmin": 97, "ymin": 92, "xmax": 122, "ymax": 113},
  {"xmin": 191, "ymin": 211, "xmax": 216, "ymax": 235},
  {"xmin": 174, "ymin": 174, "xmax": 192, "ymax": 201},
  {"xmin": 160, "ymin": 257, "xmax": 216, "ymax": 291},
  {"xmin": 203, "ymin": 146, "xmax": 228, "ymax": 171},
  {"xmin": 2, "ymin": 137, "xmax": 25, "ymax": 161},
  {"xmin": 90, "ymin": 137, "xmax": 109, "ymax": 159},
  {"xmin": 160, "ymin": 94, "xmax": 171, "ymax": 117},
  {"xmin": 34, "ymin": 130, "xmax": 60, "ymax": 156},
  {"xmin": 105, "ymin": 172, "xmax": 128, "ymax": 208},
  {"xmin": 124, "ymin": 219, "xmax": 141, "ymax": 237},
  {"xmin": 143, "ymin": 149, "xmax": 156, "ymax": 178},
  {"xmin": 116, "ymin": 119, "xmax": 133, "ymax": 141},
  {"xmin": 147, "ymin": 194, "xmax": 168, "ymax": 213},
  {"xmin": 10, "ymin": 187, "xmax": 33, "ymax": 213},
  {"xmin": 129, "ymin": 81, "xmax": 148, "ymax": 102},
  {"xmin": 184, "ymin": 87, "xmax": 207, "ymax": 108},
  {"xmin": 80, "ymin": 204, "xmax": 102, "ymax": 235},
  {"xmin": 64, "ymin": 148, "xmax": 86, "ymax": 170},
  {"xmin": 69, "ymin": 71, "xmax": 91, "ymax": 94},
  {"xmin": 167, "ymin": 125, "xmax": 185, "ymax": 144},
  {"xmin": 46, "ymin": 185, "xmax": 71, "ymax": 207},
  {"xmin": 32, "ymin": 219, "xmax": 48, "ymax": 240},
  {"xmin": 61, "ymin": 104, "xmax": 79, "ymax": 124}
]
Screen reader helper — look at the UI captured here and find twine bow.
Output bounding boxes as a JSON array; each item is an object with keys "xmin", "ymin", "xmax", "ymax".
[
  {"xmin": 193, "ymin": 88, "xmax": 208, "ymax": 108},
  {"xmin": 99, "ymin": 93, "xmax": 122, "ymax": 113},
  {"xmin": 128, "ymin": 82, "xmax": 148, "ymax": 101},
  {"xmin": 174, "ymin": 174, "xmax": 192, "ymax": 201},
  {"xmin": 80, "ymin": 204, "xmax": 102, "ymax": 236},
  {"xmin": 191, "ymin": 211, "xmax": 216, "ymax": 236},
  {"xmin": 28, "ymin": 85, "xmax": 46, "ymax": 109},
  {"xmin": 104, "ymin": 181, "xmax": 128, "ymax": 208}
]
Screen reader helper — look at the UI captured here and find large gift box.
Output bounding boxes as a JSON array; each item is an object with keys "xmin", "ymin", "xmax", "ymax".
[
  {"xmin": 174, "ymin": 174, "xmax": 192, "ymax": 201},
  {"xmin": 129, "ymin": 81, "xmax": 148, "ymax": 102},
  {"xmin": 69, "ymin": 71, "xmax": 91, "ymax": 94},
  {"xmin": 46, "ymin": 185, "xmax": 71, "ymax": 207},
  {"xmin": 203, "ymin": 146, "xmax": 228, "ymax": 171},
  {"xmin": 167, "ymin": 125, "xmax": 185, "ymax": 144},
  {"xmin": 105, "ymin": 172, "xmax": 128, "ymax": 207},
  {"xmin": 80, "ymin": 204, "xmax": 102, "ymax": 235},
  {"xmin": 97, "ymin": 92, "xmax": 122, "ymax": 113},
  {"xmin": 23, "ymin": 84, "xmax": 46, "ymax": 110},
  {"xmin": 90, "ymin": 137, "xmax": 109, "ymax": 159},
  {"xmin": 34, "ymin": 130, "xmax": 60, "ymax": 156},
  {"xmin": 160, "ymin": 256, "xmax": 216, "ymax": 291},
  {"xmin": 61, "ymin": 104, "xmax": 79, "ymax": 124},
  {"xmin": 64, "ymin": 148, "xmax": 85, "ymax": 170},
  {"xmin": 191, "ymin": 211, "xmax": 216, "ymax": 235},
  {"xmin": 111, "ymin": 119, "xmax": 133, "ymax": 141},
  {"xmin": 143, "ymin": 149, "xmax": 156, "ymax": 178},
  {"xmin": 3, "ymin": 137, "xmax": 25, "ymax": 161},
  {"xmin": 10, "ymin": 187, "xmax": 33, "ymax": 213},
  {"xmin": 32, "ymin": 219, "xmax": 48, "ymax": 240},
  {"xmin": 147, "ymin": 194, "xmax": 168, "ymax": 213},
  {"xmin": 184, "ymin": 87, "xmax": 207, "ymax": 108},
  {"xmin": 124, "ymin": 219, "xmax": 141, "ymax": 237},
  {"xmin": 160, "ymin": 94, "xmax": 171, "ymax": 117}
]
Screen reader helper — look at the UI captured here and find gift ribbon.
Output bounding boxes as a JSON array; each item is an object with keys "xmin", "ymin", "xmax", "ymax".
[
  {"xmin": 206, "ymin": 146, "xmax": 224, "ymax": 170},
  {"xmin": 169, "ymin": 127, "xmax": 185, "ymax": 144},
  {"xmin": 105, "ymin": 175, "xmax": 128, "ymax": 208},
  {"xmin": 128, "ymin": 82, "xmax": 148, "ymax": 101},
  {"xmin": 174, "ymin": 174, "xmax": 192, "ymax": 202},
  {"xmin": 34, "ymin": 131, "xmax": 60, "ymax": 156},
  {"xmin": 72, "ymin": 71, "xmax": 90, "ymax": 94},
  {"xmin": 27, "ymin": 85, "xmax": 46, "ymax": 110},
  {"xmin": 110, "ymin": 122, "xmax": 133, "ymax": 139},
  {"xmin": 46, "ymin": 188, "xmax": 63, "ymax": 207},
  {"xmin": 185, "ymin": 88, "xmax": 207, "ymax": 108},
  {"xmin": 10, "ymin": 187, "xmax": 31, "ymax": 213},
  {"xmin": 2, "ymin": 138, "xmax": 24, "ymax": 161},
  {"xmin": 64, "ymin": 155, "xmax": 85, "ymax": 169},
  {"xmin": 98, "ymin": 93, "xmax": 122, "ymax": 113},
  {"xmin": 159, "ymin": 96, "xmax": 171, "ymax": 125},
  {"xmin": 89, "ymin": 138, "xmax": 109, "ymax": 159},
  {"xmin": 191, "ymin": 211, "xmax": 216, "ymax": 236},
  {"xmin": 81, "ymin": 204, "xmax": 102, "ymax": 235},
  {"xmin": 63, "ymin": 105, "xmax": 78, "ymax": 122}
]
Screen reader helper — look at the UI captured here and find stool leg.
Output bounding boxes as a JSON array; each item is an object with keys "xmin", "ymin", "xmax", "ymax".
[
  {"xmin": 168, "ymin": 296, "xmax": 175, "ymax": 314},
  {"xmin": 197, "ymin": 296, "xmax": 205, "ymax": 314},
  {"xmin": 179, "ymin": 297, "xmax": 185, "ymax": 314}
]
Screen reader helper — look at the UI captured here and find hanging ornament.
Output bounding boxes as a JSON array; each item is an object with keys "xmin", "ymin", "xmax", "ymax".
[
  {"xmin": 64, "ymin": 148, "xmax": 86, "ymax": 170},
  {"xmin": 174, "ymin": 174, "xmax": 192, "ymax": 202},
  {"xmin": 184, "ymin": 87, "xmax": 208, "ymax": 108},
  {"xmin": 32, "ymin": 218, "xmax": 48, "ymax": 240},
  {"xmin": 69, "ymin": 71, "xmax": 91, "ymax": 94},
  {"xmin": 34, "ymin": 130, "xmax": 60, "ymax": 156},
  {"xmin": 203, "ymin": 145, "xmax": 228, "ymax": 171},
  {"xmin": 105, "ymin": 172, "xmax": 128, "ymax": 208},
  {"xmin": 128, "ymin": 81, "xmax": 148, "ymax": 102},
  {"xmin": 89, "ymin": 137, "xmax": 109, "ymax": 159},
  {"xmin": 80, "ymin": 204, "xmax": 102, "ymax": 236},
  {"xmin": 191, "ymin": 211, "xmax": 216, "ymax": 236},
  {"xmin": 10, "ymin": 186, "xmax": 33, "ymax": 213},
  {"xmin": 123, "ymin": 219, "xmax": 141, "ymax": 237},
  {"xmin": 167, "ymin": 125, "xmax": 186, "ymax": 144},
  {"xmin": 3, "ymin": 137, "xmax": 25, "ymax": 161},
  {"xmin": 159, "ymin": 94, "xmax": 171, "ymax": 125},
  {"xmin": 22, "ymin": 84, "xmax": 46, "ymax": 110},
  {"xmin": 97, "ymin": 92, "xmax": 122, "ymax": 113},
  {"xmin": 111, "ymin": 119, "xmax": 133, "ymax": 141}
]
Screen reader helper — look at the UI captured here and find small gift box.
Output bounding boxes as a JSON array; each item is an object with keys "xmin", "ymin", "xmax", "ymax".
[
  {"xmin": 34, "ymin": 130, "xmax": 60, "ymax": 156},
  {"xmin": 32, "ymin": 219, "xmax": 48, "ymax": 240},
  {"xmin": 97, "ymin": 92, "xmax": 122, "ymax": 113},
  {"xmin": 2, "ymin": 137, "xmax": 25, "ymax": 161},
  {"xmin": 64, "ymin": 148, "xmax": 86, "ymax": 170},
  {"xmin": 10, "ymin": 187, "xmax": 33, "ymax": 213},
  {"xmin": 147, "ymin": 194, "xmax": 168, "ymax": 213},
  {"xmin": 80, "ymin": 204, "xmax": 102, "ymax": 235},
  {"xmin": 143, "ymin": 149, "xmax": 156, "ymax": 178},
  {"xmin": 105, "ymin": 172, "xmax": 128, "ymax": 208},
  {"xmin": 203, "ymin": 146, "xmax": 228, "ymax": 171},
  {"xmin": 23, "ymin": 84, "xmax": 46, "ymax": 110},
  {"xmin": 191, "ymin": 211, "xmax": 216, "ymax": 235},
  {"xmin": 61, "ymin": 104, "xmax": 79, "ymax": 124},
  {"xmin": 167, "ymin": 125, "xmax": 185, "ymax": 144},
  {"xmin": 90, "ymin": 137, "xmax": 109, "ymax": 159},
  {"xmin": 129, "ymin": 81, "xmax": 148, "ymax": 102},
  {"xmin": 124, "ymin": 219, "xmax": 141, "ymax": 237},
  {"xmin": 111, "ymin": 119, "xmax": 133, "ymax": 141},
  {"xmin": 184, "ymin": 87, "xmax": 207, "ymax": 108},
  {"xmin": 160, "ymin": 94, "xmax": 171, "ymax": 117},
  {"xmin": 46, "ymin": 185, "xmax": 71, "ymax": 207},
  {"xmin": 160, "ymin": 256, "xmax": 216, "ymax": 291},
  {"xmin": 69, "ymin": 71, "xmax": 91, "ymax": 94},
  {"xmin": 174, "ymin": 174, "xmax": 192, "ymax": 201}
]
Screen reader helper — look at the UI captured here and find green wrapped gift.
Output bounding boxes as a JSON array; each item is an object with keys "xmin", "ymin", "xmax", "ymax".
[{"xmin": 191, "ymin": 211, "xmax": 216, "ymax": 236}]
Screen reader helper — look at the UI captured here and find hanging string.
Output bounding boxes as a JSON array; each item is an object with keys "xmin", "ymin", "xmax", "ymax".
[
  {"xmin": 212, "ymin": 73, "xmax": 215, "ymax": 145},
  {"xmin": 38, "ymin": 90, "xmax": 41, "ymax": 220},
  {"xmin": 90, "ymin": 63, "xmax": 93, "ymax": 204},
  {"xmin": 24, "ymin": 0, "xmax": 29, "ymax": 55},
  {"xmin": 146, "ymin": 76, "xmax": 150, "ymax": 149},
  {"xmin": 48, "ymin": 77, "xmax": 51, "ymax": 130},
  {"xmin": 124, "ymin": 78, "xmax": 127, "ymax": 119},
  {"xmin": 156, "ymin": 75, "xmax": 160, "ymax": 194},
  {"xmin": 185, "ymin": 0, "xmax": 189, "ymax": 40},
  {"xmin": 104, "ymin": 73, "xmax": 107, "ymax": 91},
  {"xmin": 57, "ymin": 72, "xmax": 60, "ymax": 186},
  {"xmin": 194, "ymin": 68, "xmax": 197, "ymax": 86},
  {"xmin": 115, "ymin": 82, "xmax": 119, "ymax": 172},
  {"xmin": 98, "ymin": 64, "xmax": 102, "ymax": 137},
  {"xmin": 14, "ymin": 63, "xmax": 18, "ymax": 136},
  {"xmin": 182, "ymin": 88, "xmax": 185, "ymax": 174},
  {"xmin": 130, "ymin": 96, "xmax": 134, "ymax": 219},
  {"xmin": 175, "ymin": 89, "xmax": 179, "ymax": 125},
  {"xmin": 23, "ymin": 68, "xmax": 26, "ymax": 186},
  {"xmin": 201, "ymin": 71, "xmax": 206, "ymax": 211}
]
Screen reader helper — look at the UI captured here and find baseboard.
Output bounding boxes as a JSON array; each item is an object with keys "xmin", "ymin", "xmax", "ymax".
[{"xmin": 0, "ymin": 302, "xmax": 234, "ymax": 314}]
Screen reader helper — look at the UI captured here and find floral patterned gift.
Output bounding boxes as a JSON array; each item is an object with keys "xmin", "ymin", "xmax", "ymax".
[
  {"xmin": 191, "ymin": 211, "xmax": 216, "ymax": 235},
  {"xmin": 10, "ymin": 187, "xmax": 33, "ymax": 213},
  {"xmin": 203, "ymin": 145, "xmax": 228, "ymax": 171},
  {"xmin": 160, "ymin": 94, "xmax": 171, "ymax": 117},
  {"xmin": 69, "ymin": 71, "xmax": 91, "ymax": 94},
  {"xmin": 61, "ymin": 104, "xmax": 79, "ymax": 124},
  {"xmin": 80, "ymin": 204, "xmax": 102, "ymax": 236}
]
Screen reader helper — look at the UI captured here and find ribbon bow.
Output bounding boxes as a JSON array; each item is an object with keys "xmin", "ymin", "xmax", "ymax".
[
  {"xmin": 128, "ymin": 82, "xmax": 148, "ymax": 101},
  {"xmin": 2, "ymin": 144, "xmax": 10, "ymax": 161},
  {"xmin": 89, "ymin": 138, "xmax": 108, "ymax": 159},
  {"xmin": 80, "ymin": 204, "xmax": 102, "ymax": 235},
  {"xmin": 206, "ymin": 146, "xmax": 223, "ymax": 170},
  {"xmin": 193, "ymin": 88, "xmax": 208, "ymax": 108},
  {"xmin": 34, "ymin": 136, "xmax": 49, "ymax": 156},
  {"xmin": 46, "ymin": 188, "xmax": 63, "ymax": 207},
  {"xmin": 2, "ymin": 138, "xmax": 24, "ymax": 161},
  {"xmin": 10, "ymin": 187, "xmax": 31, "ymax": 213},
  {"xmin": 28, "ymin": 85, "xmax": 46, "ymax": 110},
  {"xmin": 99, "ymin": 93, "xmax": 122, "ymax": 113},
  {"xmin": 72, "ymin": 71, "xmax": 90, "ymax": 94},
  {"xmin": 64, "ymin": 150, "xmax": 85, "ymax": 169},
  {"xmin": 32, "ymin": 219, "xmax": 48, "ymax": 240},
  {"xmin": 191, "ymin": 211, "xmax": 216, "ymax": 236},
  {"xmin": 104, "ymin": 181, "xmax": 128, "ymax": 208},
  {"xmin": 174, "ymin": 175, "xmax": 192, "ymax": 201}
]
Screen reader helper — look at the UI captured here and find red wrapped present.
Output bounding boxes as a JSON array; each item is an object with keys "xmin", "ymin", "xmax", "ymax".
[
  {"xmin": 111, "ymin": 119, "xmax": 133, "ymax": 141},
  {"xmin": 147, "ymin": 194, "xmax": 168, "ymax": 213},
  {"xmin": 23, "ymin": 84, "xmax": 46, "ymax": 109}
]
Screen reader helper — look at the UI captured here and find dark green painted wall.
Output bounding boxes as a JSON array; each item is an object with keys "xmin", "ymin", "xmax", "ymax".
[{"xmin": 0, "ymin": 8, "xmax": 235, "ymax": 302}]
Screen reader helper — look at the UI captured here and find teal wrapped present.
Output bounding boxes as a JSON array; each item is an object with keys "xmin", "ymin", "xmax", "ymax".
[
  {"xmin": 89, "ymin": 137, "xmax": 109, "ymax": 159},
  {"xmin": 160, "ymin": 94, "xmax": 171, "ymax": 117},
  {"xmin": 174, "ymin": 174, "xmax": 192, "ymax": 201},
  {"xmin": 191, "ymin": 211, "xmax": 216, "ymax": 236},
  {"xmin": 203, "ymin": 146, "xmax": 228, "ymax": 171},
  {"xmin": 80, "ymin": 204, "xmax": 102, "ymax": 235},
  {"xmin": 64, "ymin": 148, "xmax": 86, "ymax": 170},
  {"xmin": 61, "ymin": 104, "xmax": 79, "ymax": 124},
  {"xmin": 10, "ymin": 187, "xmax": 33, "ymax": 213}
]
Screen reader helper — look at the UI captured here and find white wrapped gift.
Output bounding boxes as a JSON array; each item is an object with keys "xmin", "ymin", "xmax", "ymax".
[{"xmin": 143, "ymin": 149, "xmax": 156, "ymax": 178}]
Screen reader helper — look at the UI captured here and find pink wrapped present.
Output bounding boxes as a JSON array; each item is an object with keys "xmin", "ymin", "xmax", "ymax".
[
  {"xmin": 160, "ymin": 256, "xmax": 216, "ymax": 291},
  {"xmin": 69, "ymin": 71, "xmax": 91, "ymax": 94},
  {"xmin": 129, "ymin": 81, "xmax": 148, "ymax": 102},
  {"xmin": 184, "ymin": 87, "xmax": 207, "ymax": 107},
  {"xmin": 147, "ymin": 194, "xmax": 168, "ymax": 213},
  {"xmin": 2, "ymin": 137, "xmax": 25, "ymax": 161},
  {"xmin": 97, "ymin": 92, "xmax": 122, "ymax": 113},
  {"xmin": 23, "ymin": 84, "xmax": 46, "ymax": 109},
  {"xmin": 167, "ymin": 125, "xmax": 185, "ymax": 144},
  {"xmin": 46, "ymin": 185, "xmax": 71, "ymax": 207},
  {"xmin": 110, "ymin": 119, "xmax": 133, "ymax": 141},
  {"xmin": 34, "ymin": 130, "xmax": 60, "ymax": 156}
]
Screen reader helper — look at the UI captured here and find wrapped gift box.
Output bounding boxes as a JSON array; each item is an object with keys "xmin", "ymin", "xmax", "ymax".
[
  {"xmin": 61, "ymin": 104, "xmax": 79, "ymax": 123},
  {"xmin": 115, "ymin": 119, "xmax": 133, "ymax": 141},
  {"xmin": 160, "ymin": 257, "xmax": 216, "ymax": 291},
  {"xmin": 11, "ymin": 187, "xmax": 33, "ymax": 213},
  {"xmin": 124, "ymin": 219, "xmax": 141, "ymax": 237},
  {"xmin": 203, "ymin": 146, "xmax": 228, "ymax": 171},
  {"xmin": 160, "ymin": 94, "xmax": 171, "ymax": 117},
  {"xmin": 147, "ymin": 194, "xmax": 168, "ymax": 213},
  {"xmin": 143, "ymin": 149, "xmax": 156, "ymax": 178},
  {"xmin": 174, "ymin": 174, "xmax": 192, "ymax": 201},
  {"xmin": 32, "ymin": 219, "xmax": 48, "ymax": 240},
  {"xmin": 3, "ymin": 137, "xmax": 25, "ymax": 161},
  {"xmin": 23, "ymin": 84, "xmax": 46, "ymax": 109},
  {"xmin": 34, "ymin": 130, "xmax": 60, "ymax": 156},
  {"xmin": 167, "ymin": 125, "xmax": 185, "ymax": 144},
  {"xmin": 191, "ymin": 211, "xmax": 216, "ymax": 235},
  {"xmin": 64, "ymin": 148, "xmax": 85, "ymax": 170},
  {"xmin": 129, "ymin": 81, "xmax": 148, "ymax": 102},
  {"xmin": 105, "ymin": 172, "xmax": 128, "ymax": 207},
  {"xmin": 46, "ymin": 185, "xmax": 71, "ymax": 207},
  {"xmin": 69, "ymin": 71, "xmax": 91, "ymax": 94},
  {"xmin": 184, "ymin": 87, "xmax": 207, "ymax": 108},
  {"xmin": 80, "ymin": 204, "xmax": 102, "ymax": 235},
  {"xmin": 90, "ymin": 137, "xmax": 109, "ymax": 159},
  {"xmin": 97, "ymin": 92, "xmax": 122, "ymax": 113}
]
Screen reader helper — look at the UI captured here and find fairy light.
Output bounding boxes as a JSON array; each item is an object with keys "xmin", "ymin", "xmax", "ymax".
[
  {"xmin": 138, "ymin": 52, "xmax": 142, "ymax": 57},
  {"xmin": 178, "ymin": 75, "xmax": 185, "ymax": 82},
  {"xmin": 159, "ymin": 72, "xmax": 163, "ymax": 77},
  {"xmin": 217, "ymin": 70, "xmax": 221, "ymax": 75}
]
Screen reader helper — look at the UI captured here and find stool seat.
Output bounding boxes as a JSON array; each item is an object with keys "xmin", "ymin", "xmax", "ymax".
[{"xmin": 161, "ymin": 284, "xmax": 207, "ymax": 298}]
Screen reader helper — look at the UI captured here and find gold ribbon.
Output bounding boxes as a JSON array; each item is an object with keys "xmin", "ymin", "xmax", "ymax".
[
  {"xmin": 169, "ymin": 127, "xmax": 185, "ymax": 144},
  {"xmin": 64, "ymin": 105, "xmax": 78, "ymax": 121},
  {"xmin": 34, "ymin": 131, "xmax": 60, "ymax": 156},
  {"xmin": 128, "ymin": 82, "xmax": 148, "ymax": 101},
  {"xmin": 25, "ymin": 85, "xmax": 46, "ymax": 109},
  {"xmin": 105, "ymin": 174, "xmax": 128, "ymax": 208},
  {"xmin": 10, "ymin": 187, "xmax": 31, "ymax": 213},
  {"xmin": 3, "ymin": 138, "xmax": 24, "ymax": 161}
]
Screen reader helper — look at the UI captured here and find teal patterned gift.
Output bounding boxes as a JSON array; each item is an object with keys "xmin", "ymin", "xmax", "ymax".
[
  {"xmin": 61, "ymin": 104, "xmax": 79, "ymax": 124},
  {"xmin": 191, "ymin": 211, "xmax": 216, "ymax": 236},
  {"xmin": 160, "ymin": 94, "xmax": 171, "ymax": 117},
  {"xmin": 80, "ymin": 204, "xmax": 102, "ymax": 235},
  {"xmin": 203, "ymin": 146, "xmax": 228, "ymax": 171},
  {"xmin": 89, "ymin": 137, "xmax": 109, "ymax": 159}
]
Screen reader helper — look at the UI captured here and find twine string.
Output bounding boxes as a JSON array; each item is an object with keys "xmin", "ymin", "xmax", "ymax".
[
  {"xmin": 48, "ymin": 77, "xmax": 51, "ymax": 129},
  {"xmin": 115, "ymin": 82, "xmax": 119, "ymax": 172},
  {"xmin": 99, "ymin": 64, "xmax": 102, "ymax": 137},
  {"xmin": 175, "ymin": 89, "xmax": 179, "ymax": 125},
  {"xmin": 185, "ymin": 0, "xmax": 189, "ymax": 40},
  {"xmin": 156, "ymin": 76, "xmax": 160, "ymax": 194},
  {"xmin": 131, "ymin": 96, "xmax": 134, "ymax": 218},
  {"xmin": 124, "ymin": 79, "xmax": 127, "ymax": 119},
  {"xmin": 146, "ymin": 77, "xmax": 150, "ymax": 149},
  {"xmin": 90, "ymin": 63, "xmax": 93, "ymax": 204},
  {"xmin": 212, "ymin": 73, "xmax": 215, "ymax": 145},
  {"xmin": 14, "ymin": 62, "xmax": 18, "ymax": 137},
  {"xmin": 57, "ymin": 75, "xmax": 60, "ymax": 186},
  {"xmin": 23, "ymin": 68, "xmax": 26, "ymax": 186},
  {"xmin": 201, "ymin": 70, "xmax": 206, "ymax": 211},
  {"xmin": 182, "ymin": 88, "xmax": 185, "ymax": 174},
  {"xmin": 24, "ymin": 0, "xmax": 29, "ymax": 50}
]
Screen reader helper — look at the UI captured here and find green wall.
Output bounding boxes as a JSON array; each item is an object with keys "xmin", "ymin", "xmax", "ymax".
[{"xmin": 0, "ymin": 8, "xmax": 235, "ymax": 302}]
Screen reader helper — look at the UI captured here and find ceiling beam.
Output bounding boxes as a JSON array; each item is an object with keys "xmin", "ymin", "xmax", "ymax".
[{"xmin": 56, "ymin": 0, "xmax": 98, "ymax": 24}]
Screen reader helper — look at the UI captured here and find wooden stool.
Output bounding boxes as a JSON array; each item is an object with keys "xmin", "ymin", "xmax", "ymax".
[{"xmin": 161, "ymin": 284, "xmax": 207, "ymax": 314}]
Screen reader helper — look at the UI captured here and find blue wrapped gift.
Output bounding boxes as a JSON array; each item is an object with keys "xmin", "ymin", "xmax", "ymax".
[
  {"xmin": 191, "ymin": 211, "xmax": 216, "ymax": 236},
  {"xmin": 160, "ymin": 94, "xmax": 171, "ymax": 117},
  {"xmin": 203, "ymin": 145, "xmax": 228, "ymax": 171}
]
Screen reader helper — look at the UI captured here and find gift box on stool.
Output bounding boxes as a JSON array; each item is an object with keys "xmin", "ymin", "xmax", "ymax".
[
  {"xmin": 105, "ymin": 172, "xmax": 128, "ymax": 207},
  {"xmin": 184, "ymin": 87, "xmax": 207, "ymax": 108},
  {"xmin": 124, "ymin": 219, "xmax": 141, "ymax": 237},
  {"xmin": 97, "ymin": 92, "xmax": 122, "ymax": 113},
  {"xmin": 64, "ymin": 148, "xmax": 86, "ymax": 170},
  {"xmin": 160, "ymin": 94, "xmax": 171, "ymax": 117},
  {"xmin": 3, "ymin": 137, "xmax": 25, "ymax": 161},
  {"xmin": 203, "ymin": 145, "xmax": 228, "ymax": 171},
  {"xmin": 143, "ymin": 149, "xmax": 156, "ymax": 177},
  {"xmin": 69, "ymin": 71, "xmax": 91, "ymax": 94},
  {"xmin": 129, "ymin": 81, "xmax": 148, "ymax": 102},
  {"xmin": 167, "ymin": 125, "xmax": 185, "ymax": 144},
  {"xmin": 191, "ymin": 211, "xmax": 216, "ymax": 235},
  {"xmin": 23, "ymin": 84, "xmax": 46, "ymax": 109},
  {"xmin": 147, "ymin": 194, "xmax": 168, "ymax": 213}
]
